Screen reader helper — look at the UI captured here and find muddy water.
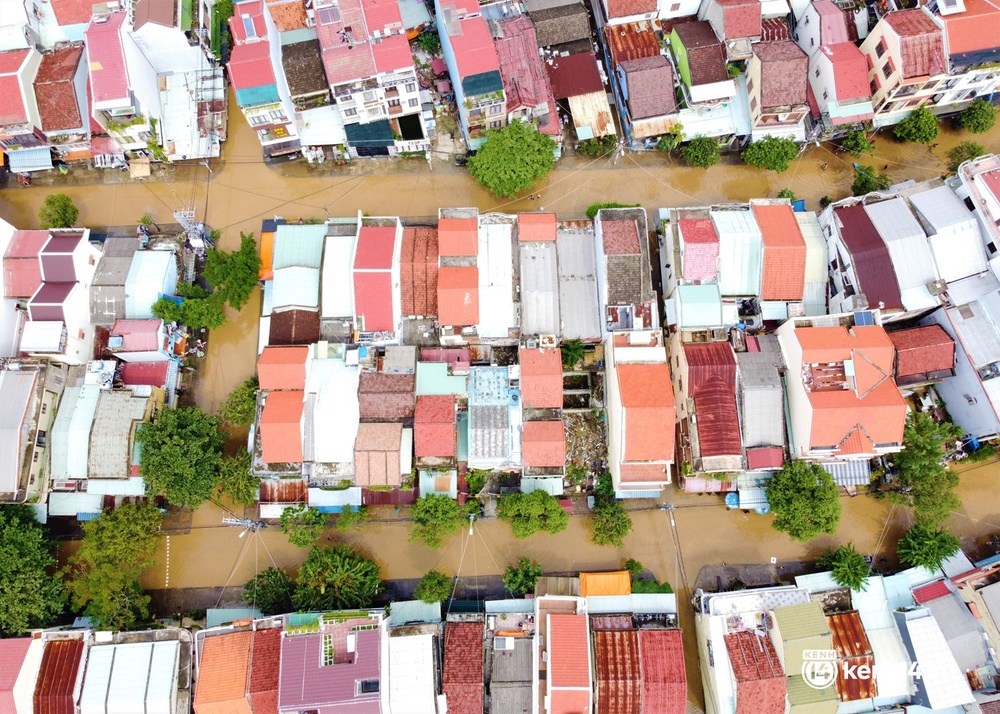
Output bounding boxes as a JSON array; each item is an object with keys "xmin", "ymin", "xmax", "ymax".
[{"xmin": 191, "ymin": 286, "xmax": 261, "ymax": 415}]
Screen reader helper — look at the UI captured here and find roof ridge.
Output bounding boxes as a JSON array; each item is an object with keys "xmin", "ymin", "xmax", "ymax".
[{"xmin": 852, "ymin": 348, "xmax": 889, "ymax": 399}]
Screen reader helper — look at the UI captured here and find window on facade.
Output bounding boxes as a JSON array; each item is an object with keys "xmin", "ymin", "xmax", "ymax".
[
  {"xmin": 814, "ymin": 67, "xmax": 820, "ymax": 78},
  {"xmin": 875, "ymin": 40, "xmax": 885, "ymax": 58},
  {"xmin": 405, "ymin": 82, "xmax": 416, "ymax": 92},
  {"xmin": 750, "ymin": 97, "xmax": 757, "ymax": 111},
  {"xmin": 669, "ymin": 2, "xmax": 680, "ymax": 9},
  {"xmin": 822, "ymin": 89, "xmax": 828, "ymax": 99},
  {"xmin": 345, "ymin": 107, "xmax": 357, "ymax": 117},
  {"xmin": 322, "ymin": 635, "xmax": 335, "ymax": 666},
  {"xmin": 357, "ymin": 680, "xmax": 380, "ymax": 695},
  {"xmin": 870, "ymin": 79, "xmax": 878, "ymax": 95},
  {"xmin": 810, "ymin": 37, "xmax": 814, "ymax": 47},
  {"xmin": 490, "ymin": 120, "xmax": 502, "ymax": 128},
  {"xmin": 249, "ymin": 115, "xmax": 268, "ymax": 126},
  {"xmin": 363, "ymin": 90, "xmax": 377, "ymax": 102},
  {"xmin": 746, "ymin": 77, "xmax": 753, "ymax": 92},
  {"xmin": 882, "ymin": 62, "xmax": 892, "ymax": 80},
  {"xmin": 388, "ymin": 98, "xmax": 400, "ymax": 106},
  {"xmin": 489, "ymin": 104, "xmax": 503, "ymax": 115},
  {"xmin": 41, "ymin": 403, "xmax": 47, "ymax": 414},
  {"xmin": 409, "ymin": 98, "xmax": 419, "ymax": 107}
]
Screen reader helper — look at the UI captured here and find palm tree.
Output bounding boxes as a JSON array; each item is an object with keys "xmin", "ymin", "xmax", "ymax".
[{"xmin": 561, "ymin": 339, "xmax": 585, "ymax": 369}]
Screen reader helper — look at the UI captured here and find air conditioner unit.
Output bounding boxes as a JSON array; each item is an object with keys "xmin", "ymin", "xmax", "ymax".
[
  {"xmin": 711, "ymin": 328, "xmax": 727, "ymax": 341},
  {"xmin": 927, "ymin": 279, "xmax": 947, "ymax": 296},
  {"xmin": 52, "ymin": 480, "xmax": 77, "ymax": 492},
  {"xmin": 494, "ymin": 637, "xmax": 514, "ymax": 651}
]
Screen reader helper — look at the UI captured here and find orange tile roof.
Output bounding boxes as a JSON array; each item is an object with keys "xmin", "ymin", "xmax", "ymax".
[
  {"xmin": 194, "ymin": 631, "xmax": 253, "ymax": 714},
  {"xmin": 519, "ymin": 347, "xmax": 563, "ymax": 408},
  {"xmin": 266, "ymin": 0, "xmax": 307, "ymax": 30},
  {"xmin": 619, "ymin": 463, "xmax": 669, "ymax": 483},
  {"xmin": 522, "ymin": 420, "xmax": 566, "ymax": 467},
  {"xmin": 438, "ymin": 266, "xmax": 479, "ymax": 326},
  {"xmin": 835, "ymin": 426, "xmax": 875, "ymax": 456},
  {"xmin": 549, "ymin": 614, "xmax": 590, "ymax": 688},
  {"xmin": 617, "ymin": 362, "xmax": 675, "ymax": 463},
  {"xmin": 260, "ymin": 390, "xmax": 304, "ymax": 463},
  {"xmin": 438, "ymin": 217, "xmax": 478, "ymax": 257},
  {"xmin": 888, "ymin": 325, "xmax": 955, "ymax": 377},
  {"xmin": 257, "ymin": 345, "xmax": 309, "ymax": 391},
  {"xmin": 259, "ymin": 230, "xmax": 274, "ymax": 280},
  {"xmin": 752, "ymin": 203, "xmax": 806, "ymax": 301},
  {"xmin": 415, "ymin": 395, "xmax": 456, "ymax": 457},
  {"xmin": 940, "ymin": 0, "xmax": 1000, "ymax": 55},
  {"xmin": 517, "ymin": 212, "xmax": 557, "ymax": 242}
]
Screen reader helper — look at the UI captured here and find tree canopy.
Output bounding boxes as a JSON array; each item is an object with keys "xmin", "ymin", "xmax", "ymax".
[
  {"xmin": 243, "ymin": 567, "xmax": 294, "ymax": 615},
  {"xmin": 585, "ymin": 202, "xmax": 639, "ymax": 220},
  {"xmin": 893, "ymin": 412, "xmax": 962, "ymax": 527},
  {"xmin": 202, "ymin": 232, "xmax": 261, "ymax": 311},
  {"xmin": 279, "ymin": 504, "xmax": 328, "ymax": 547},
  {"xmin": 561, "ymin": 339, "xmax": 585, "ymax": 368},
  {"xmin": 293, "ymin": 545, "xmax": 382, "ymax": 611},
  {"xmin": 152, "ymin": 287, "xmax": 228, "ymax": 330},
  {"xmin": 818, "ymin": 543, "xmax": 869, "ymax": 591},
  {"xmin": 38, "ymin": 193, "xmax": 79, "ymax": 228},
  {"xmin": 949, "ymin": 140, "xmax": 986, "ymax": 172},
  {"xmin": 591, "ymin": 500, "xmax": 633, "ymax": 547},
  {"xmin": 0, "ymin": 505, "xmax": 64, "ymax": 635},
  {"xmin": 413, "ymin": 570, "xmax": 452, "ymax": 603},
  {"xmin": 766, "ymin": 461, "xmax": 841, "ymax": 541},
  {"xmin": 893, "ymin": 107, "xmax": 940, "ymax": 143},
  {"xmin": 680, "ymin": 136, "xmax": 720, "ymax": 168},
  {"xmin": 497, "ymin": 491, "xmax": 569, "ymax": 539},
  {"xmin": 335, "ymin": 505, "xmax": 369, "ymax": 532},
  {"xmin": 219, "ymin": 376, "xmax": 259, "ymax": 426},
  {"xmin": 218, "ymin": 450, "xmax": 258, "ymax": 506},
  {"xmin": 409, "ymin": 494, "xmax": 462, "ymax": 549},
  {"xmin": 467, "ymin": 120, "xmax": 557, "ymax": 199},
  {"xmin": 841, "ymin": 129, "xmax": 876, "ymax": 157},
  {"xmin": 137, "ymin": 406, "xmax": 224, "ymax": 508},
  {"xmin": 64, "ymin": 501, "xmax": 162, "ymax": 629},
  {"xmin": 502, "ymin": 557, "xmax": 544, "ymax": 596},
  {"xmin": 741, "ymin": 136, "xmax": 799, "ymax": 172},
  {"xmin": 852, "ymin": 165, "xmax": 892, "ymax": 197},
  {"xmin": 897, "ymin": 524, "xmax": 960, "ymax": 571},
  {"xmin": 957, "ymin": 99, "xmax": 996, "ymax": 134}
]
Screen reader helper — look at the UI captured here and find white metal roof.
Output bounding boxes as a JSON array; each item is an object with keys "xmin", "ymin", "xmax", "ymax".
[
  {"xmin": 901, "ymin": 612, "xmax": 974, "ymax": 709},
  {"xmin": 946, "ymin": 293, "xmax": 1000, "ymax": 368},
  {"xmin": 387, "ymin": 634, "xmax": 436, "ymax": 714},
  {"xmin": 864, "ymin": 199, "xmax": 938, "ymax": 310},
  {"xmin": 86, "ymin": 477, "xmax": 146, "ymax": 496},
  {"xmin": 710, "ymin": 209, "xmax": 762, "ymax": 297},
  {"xmin": 866, "ymin": 626, "xmax": 913, "ymax": 701},
  {"xmin": 0, "ymin": 370, "xmax": 37, "ymax": 493},
  {"xmin": 321, "ymin": 233, "xmax": 355, "ymax": 318},
  {"xmin": 796, "ymin": 212, "xmax": 828, "ymax": 283},
  {"xmin": 478, "ymin": 222, "xmax": 516, "ymax": 338},
  {"xmin": 125, "ymin": 251, "xmax": 177, "ymax": 319},
  {"xmin": 20, "ymin": 321, "xmax": 65, "ymax": 352},
  {"xmin": 556, "ymin": 228, "xmax": 601, "ymax": 340},
  {"xmin": 273, "ymin": 224, "xmax": 328, "ymax": 269},
  {"xmin": 676, "ymin": 284, "xmax": 723, "ymax": 328},
  {"xmin": 307, "ymin": 486, "xmax": 362, "ymax": 507},
  {"xmin": 47, "ymin": 492, "xmax": 103, "ymax": 517},
  {"xmin": 272, "ymin": 266, "xmax": 320, "ymax": 311},
  {"xmin": 519, "ymin": 241, "xmax": 559, "ymax": 336},
  {"xmin": 586, "ymin": 593, "xmax": 677, "ymax": 614},
  {"xmin": 50, "ymin": 384, "xmax": 101, "ymax": 481},
  {"xmin": 305, "ymin": 358, "xmax": 359, "ymax": 464},
  {"xmin": 80, "ymin": 641, "xmax": 179, "ymax": 714},
  {"xmin": 909, "ymin": 186, "xmax": 989, "ymax": 282}
]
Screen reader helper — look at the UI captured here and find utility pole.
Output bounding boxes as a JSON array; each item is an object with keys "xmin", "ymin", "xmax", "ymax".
[{"xmin": 223, "ymin": 517, "xmax": 267, "ymax": 538}]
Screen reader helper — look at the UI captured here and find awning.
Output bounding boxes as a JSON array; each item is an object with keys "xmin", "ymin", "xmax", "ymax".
[
  {"xmin": 8, "ymin": 146, "xmax": 53, "ymax": 173},
  {"xmin": 821, "ymin": 460, "xmax": 872, "ymax": 487}
]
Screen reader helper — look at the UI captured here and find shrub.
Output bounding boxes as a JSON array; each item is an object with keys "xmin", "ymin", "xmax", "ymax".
[
  {"xmin": 776, "ymin": 188, "xmax": 796, "ymax": 200},
  {"xmin": 948, "ymin": 140, "xmax": 986, "ymax": 172},
  {"xmin": 502, "ymin": 557, "xmax": 544, "ymax": 596},
  {"xmin": 680, "ymin": 136, "xmax": 720, "ymax": 168},
  {"xmin": 416, "ymin": 30, "xmax": 440, "ymax": 54},
  {"xmin": 841, "ymin": 128, "xmax": 876, "ymax": 157},
  {"xmin": 413, "ymin": 570, "xmax": 452, "ymax": 603},
  {"xmin": 957, "ymin": 99, "xmax": 997, "ymax": 134},
  {"xmin": 586, "ymin": 202, "xmax": 640, "ymax": 220},
  {"xmin": 591, "ymin": 500, "xmax": 633, "ymax": 547},
  {"xmin": 818, "ymin": 543, "xmax": 869, "ymax": 591},
  {"xmin": 893, "ymin": 107, "xmax": 940, "ymax": 144},
  {"xmin": 741, "ymin": 136, "xmax": 799, "ymax": 172},
  {"xmin": 577, "ymin": 136, "xmax": 617, "ymax": 156}
]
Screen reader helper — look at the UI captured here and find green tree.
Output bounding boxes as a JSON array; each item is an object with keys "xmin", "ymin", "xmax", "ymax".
[
  {"xmin": 466, "ymin": 470, "xmax": 489, "ymax": 496},
  {"xmin": 409, "ymin": 494, "xmax": 462, "ymax": 549},
  {"xmin": 218, "ymin": 450, "xmax": 258, "ymax": 506},
  {"xmin": 38, "ymin": 193, "xmax": 79, "ymax": 228},
  {"xmin": 138, "ymin": 212, "xmax": 156, "ymax": 229},
  {"xmin": 335, "ymin": 505, "xmax": 369, "ymax": 532},
  {"xmin": 894, "ymin": 412, "xmax": 963, "ymax": 527},
  {"xmin": 416, "ymin": 30, "xmax": 440, "ymax": 53},
  {"xmin": 178, "ymin": 293, "xmax": 228, "ymax": 330},
  {"xmin": 577, "ymin": 136, "xmax": 617, "ymax": 156},
  {"xmin": 502, "ymin": 557, "xmax": 544, "ymax": 596},
  {"xmin": 841, "ymin": 128, "xmax": 876, "ymax": 157},
  {"xmin": 741, "ymin": 136, "xmax": 799, "ymax": 172},
  {"xmin": 623, "ymin": 558, "xmax": 644, "ymax": 577},
  {"xmin": 497, "ymin": 491, "xmax": 569, "ymax": 539},
  {"xmin": 151, "ymin": 298, "xmax": 184, "ymax": 325},
  {"xmin": 202, "ymin": 232, "xmax": 261, "ymax": 311},
  {"xmin": 293, "ymin": 545, "xmax": 382, "ymax": 611},
  {"xmin": 680, "ymin": 136, "xmax": 721, "ymax": 168},
  {"xmin": 766, "ymin": 461, "xmax": 841, "ymax": 542},
  {"xmin": 776, "ymin": 188, "xmax": 796, "ymax": 200},
  {"xmin": 64, "ymin": 501, "xmax": 162, "ymax": 629},
  {"xmin": 279, "ymin": 504, "xmax": 328, "ymax": 547},
  {"xmin": 591, "ymin": 500, "xmax": 632, "ymax": 547},
  {"xmin": 893, "ymin": 106, "xmax": 940, "ymax": 144},
  {"xmin": 561, "ymin": 339, "xmax": 585, "ymax": 369},
  {"xmin": 585, "ymin": 202, "xmax": 639, "ymax": 220},
  {"xmin": 220, "ymin": 376, "xmax": 259, "ymax": 426},
  {"xmin": 957, "ymin": 98, "xmax": 996, "ymax": 134},
  {"xmin": 136, "ymin": 406, "xmax": 224, "ymax": 508},
  {"xmin": 655, "ymin": 125, "xmax": 684, "ymax": 152},
  {"xmin": 467, "ymin": 120, "xmax": 557, "ymax": 199},
  {"xmin": 413, "ymin": 570, "xmax": 452, "ymax": 603},
  {"xmin": 0, "ymin": 505, "xmax": 64, "ymax": 635},
  {"xmin": 818, "ymin": 543, "xmax": 869, "ymax": 591},
  {"xmin": 948, "ymin": 140, "xmax": 986, "ymax": 172},
  {"xmin": 852, "ymin": 165, "xmax": 892, "ymax": 196},
  {"xmin": 595, "ymin": 473, "xmax": 615, "ymax": 500},
  {"xmin": 243, "ymin": 567, "xmax": 294, "ymax": 615},
  {"xmin": 897, "ymin": 524, "xmax": 960, "ymax": 571}
]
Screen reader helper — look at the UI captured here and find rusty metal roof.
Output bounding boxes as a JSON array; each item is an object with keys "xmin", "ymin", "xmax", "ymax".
[
  {"xmin": 603, "ymin": 21, "xmax": 661, "ymax": 67},
  {"xmin": 828, "ymin": 612, "xmax": 872, "ymax": 658},
  {"xmin": 259, "ymin": 479, "xmax": 308, "ymax": 504},
  {"xmin": 828, "ymin": 612, "xmax": 877, "ymax": 702}
]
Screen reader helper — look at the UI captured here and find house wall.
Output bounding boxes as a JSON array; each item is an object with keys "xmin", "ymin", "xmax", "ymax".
[
  {"xmin": 60, "ymin": 283, "xmax": 94, "ymax": 364},
  {"xmin": 122, "ymin": 34, "xmax": 165, "ymax": 130},
  {"xmin": 391, "ymin": 219, "xmax": 403, "ymax": 334},
  {"xmin": 775, "ymin": 321, "xmax": 813, "ymax": 458},
  {"xmin": 593, "ymin": 213, "xmax": 609, "ymax": 337},
  {"xmin": 263, "ymin": 7, "xmax": 300, "ymax": 132},
  {"xmin": 668, "ymin": 330, "xmax": 692, "ymax": 422},
  {"xmin": 669, "ymin": 31, "xmax": 693, "ymax": 88},
  {"xmin": 698, "ymin": 0, "xmax": 726, "ymax": 43},
  {"xmin": 600, "ymin": 0, "xmax": 657, "ymax": 26},
  {"xmin": 658, "ymin": 0, "xmax": 701, "ymax": 20},
  {"xmin": 604, "ymin": 335, "xmax": 626, "ymax": 488},
  {"xmin": 20, "ymin": 50, "xmax": 42, "ymax": 133},
  {"xmin": 807, "ymin": 52, "xmax": 836, "ymax": 116},
  {"xmin": 792, "ymin": 4, "xmax": 821, "ymax": 58},
  {"xmin": 747, "ymin": 55, "xmax": 762, "ymax": 125}
]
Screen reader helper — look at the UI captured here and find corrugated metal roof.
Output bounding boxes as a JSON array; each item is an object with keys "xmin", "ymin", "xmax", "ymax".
[
  {"xmin": 710, "ymin": 209, "xmax": 762, "ymax": 297},
  {"xmin": 594, "ymin": 630, "xmax": 640, "ymax": 714},
  {"xmin": 820, "ymin": 460, "xmax": 871, "ymax": 487},
  {"xmin": 946, "ymin": 294, "xmax": 1000, "ymax": 368},
  {"xmin": 85, "ymin": 477, "xmax": 146, "ymax": 496},
  {"xmin": 35, "ymin": 638, "xmax": 84, "ymax": 714},
  {"xmin": 924, "ymin": 592, "xmax": 989, "ymax": 672},
  {"xmin": 305, "ymin": 359, "xmax": 360, "ymax": 465},
  {"xmin": 834, "ymin": 205, "xmax": 903, "ymax": 311},
  {"xmin": 321, "ymin": 233, "xmax": 355, "ymax": 318},
  {"xmin": 519, "ymin": 242, "xmax": 560, "ymax": 336},
  {"xmin": 81, "ymin": 641, "xmax": 179, "ymax": 714},
  {"xmin": 47, "ymin": 492, "xmax": 103, "ymax": 517},
  {"xmin": 863, "ymin": 199, "xmax": 937, "ymax": 310},
  {"xmin": 387, "ymin": 634, "xmax": 436, "ymax": 713},
  {"xmin": 0, "ymin": 370, "xmax": 37, "ymax": 494},
  {"xmin": 865, "ymin": 626, "xmax": 911, "ymax": 699},
  {"xmin": 772, "ymin": 601, "xmax": 830, "ymax": 640},
  {"xmin": 909, "ymin": 186, "xmax": 989, "ymax": 283},
  {"xmin": 676, "ymin": 284, "xmax": 723, "ymax": 328},
  {"xmin": 125, "ymin": 251, "xmax": 177, "ymax": 319},
  {"xmin": 737, "ymin": 348, "xmax": 785, "ymax": 449},
  {"xmin": 557, "ymin": 227, "xmax": 602, "ymax": 340},
  {"xmin": 895, "ymin": 610, "xmax": 974, "ymax": 709},
  {"xmin": 272, "ymin": 224, "xmax": 327, "ymax": 269},
  {"xmin": 477, "ymin": 221, "xmax": 515, "ymax": 339},
  {"xmin": 272, "ymin": 266, "xmax": 320, "ymax": 311}
]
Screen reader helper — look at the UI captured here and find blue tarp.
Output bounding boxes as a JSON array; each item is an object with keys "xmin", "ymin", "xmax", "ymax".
[
  {"xmin": 235, "ymin": 85, "xmax": 281, "ymax": 107},
  {"xmin": 9, "ymin": 146, "xmax": 53, "ymax": 173}
]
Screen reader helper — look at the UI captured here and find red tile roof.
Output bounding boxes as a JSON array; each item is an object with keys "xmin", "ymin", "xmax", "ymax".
[
  {"xmin": 362, "ymin": 0, "xmax": 404, "ymax": 33},
  {"xmin": 438, "ymin": 266, "xmax": 479, "ymax": 326},
  {"xmin": 518, "ymin": 213, "xmax": 557, "ymax": 242},
  {"xmin": 723, "ymin": 631, "xmax": 786, "ymax": 714},
  {"xmin": 260, "ymin": 390, "xmax": 304, "ymax": 464},
  {"xmin": 0, "ymin": 49, "xmax": 29, "ymax": 126},
  {"xmin": 354, "ymin": 422, "xmax": 403, "ymax": 487},
  {"xmin": 86, "ymin": 13, "xmax": 129, "ymax": 104},
  {"xmin": 228, "ymin": 41, "xmax": 278, "ymax": 91},
  {"xmin": 834, "ymin": 205, "xmax": 903, "ymax": 311},
  {"xmin": 230, "ymin": 0, "xmax": 268, "ymax": 43},
  {"xmin": 913, "ymin": 578, "xmax": 950, "ymax": 604},
  {"xmin": 400, "ymin": 227, "xmax": 439, "ymax": 316},
  {"xmin": 888, "ymin": 325, "xmax": 955, "ymax": 377},
  {"xmin": 443, "ymin": 622, "xmax": 484, "ymax": 714},
  {"xmin": 353, "ymin": 272, "xmax": 394, "ymax": 333},
  {"xmin": 821, "ymin": 43, "xmax": 871, "ymax": 103},
  {"xmin": 3, "ymin": 230, "xmax": 48, "ymax": 298},
  {"xmin": 617, "ymin": 362, "xmax": 675, "ymax": 463},
  {"xmin": 119, "ymin": 361, "xmax": 170, "ymax": 388},
  {"xmin": 522, "ymin": 420, "xmax": 566, "ymax": 468},
  {"xmin": 494, "ymin": 16, "xmax": 561, "ymax": 135},
  {"xmin": 602, "ymin": 219, "xmax": 641, "ymax": 255},
  {"xmin": 620, "ymin": 463, "xmax": 668, "ymax": 483},
  {"xmin": 754, "ymin": 41, "xmax": 808, "ymax": 110},
  {"xmin": 545, "ymin": 51, "xmax": 605, "ymax": 100},
  {"xmin": 34, "ymin": 45, "xmax": 84, "ymax": 132},
  {"xmin": 520, "ymin": 347, "xmax": 563, "ymax": 409},
  {"xmin": 678, "ymin": 218, "xmax": 719, "ymax": 283},
  {"xmin": 605, "ymin": 0, "xmax": 656, "ymax": 20},
  {"xmin": 195, "ymin": 631, "xmax": 253, "ymax": 714},
  {"xmin": 266, "ymin": 0, "xmax": 308, "ymax": 31},
  {"xmin": 355, "ymin": 226, "xmax": 396, "ymax": 269},
  {"xmin": 358, "ymin": 373, "xmax": 416, "ymax": 421},
  {"xmin": 752, "ymin": 203, "xmax": 806, "ymax": 300},
  {"xmin": 746, "ymin": 446, "xmax": 783, "ymax": 470},
  {"xmin": 684, "ymin": 343, "xmax": 741, "ymax": 458},
  {"xmin": 940, "ymin": 0, "xmax": 1000, "ymax": 55},
  {"xmin": 594, "ymin": 630, "xmax": 641, "ymax": 714},
  {"xmin": 0, "ymin": 638, "xmax": 31, "ymax": 713},
  {"xmin": 34, "ymin": 639, "xmax": 84, "ymax": 714},
  {"xmin": 321, "ymin": 43, "xmax": 377, "ymax": 86},
  {"xmin": 268, "ymin": 308, "xmax": 321, "ymax": 346},
  {"xmin": 415, "ymin": 395, "xmax": 456, "ymax": 457},
  {"xmin": 51, "ymin": 0, "xmax": 95, "ymax": 25},
  {"xmin": 249, "ymin": 629, "xmax": 281, "ymax": 714},
  {"xmin": 719, "ymin": 0, "xmax": 761, "ymax": 39},
  {"xmin": 548, "ymin": 614, "xmax": 591, "ymax": 692},
  {"xmin": 372, "ymin": 33, "xmax": 414, "ymax": 74},
  {"xmin": 638, "ymin": 629, "xmax": 686, "ymax": 714},
  {"xmin": 450, "ymin": 15, "xmax": 501, "ymax": 80},
  {"xmin": 438, "ymin": 217, "xmax": 479, "ymax": 257},
  {"xmin": 621, "ymin": 56, "xmax": 677, "ymax": 120},
  {"xmin": 257, "ymin": 345, "xmax": 309, "ymax": 391},
  {"xmin": 110, "ymin": 319, "xmax": 163, "ymax": 352},
  {"xmin": 884, "ymin": 10, "xmax": 946, "ymax": 78}
]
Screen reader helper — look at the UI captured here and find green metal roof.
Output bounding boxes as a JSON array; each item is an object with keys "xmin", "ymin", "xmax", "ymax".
[
  {"xmin": 462, "ymin": 70, "xmax": 503, "ymax": 97},
  {"xmin": 786, "ymin": 675, "xmax": 839, "ymax": 707},
  {"xmin": 773, "ymin": 601, "xmax": 831, "ymax": 640},
  {"xmin": 345, "ymin": 119, "xmax": 394, "ymax": 148},
  {"xmin": 415, "ymin": 362, "xmax": 468, "ymax": 396}
]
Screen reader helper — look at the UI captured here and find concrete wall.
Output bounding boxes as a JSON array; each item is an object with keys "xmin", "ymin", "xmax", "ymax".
[{"xmin": 776, "ymin": 321, "xmax": 812, "ymax": 458}]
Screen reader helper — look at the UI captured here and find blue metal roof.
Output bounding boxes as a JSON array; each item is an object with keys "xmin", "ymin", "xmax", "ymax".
[{"xmin": 9, "ymin": 146, "xmax": 53, "ymax": 173}]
